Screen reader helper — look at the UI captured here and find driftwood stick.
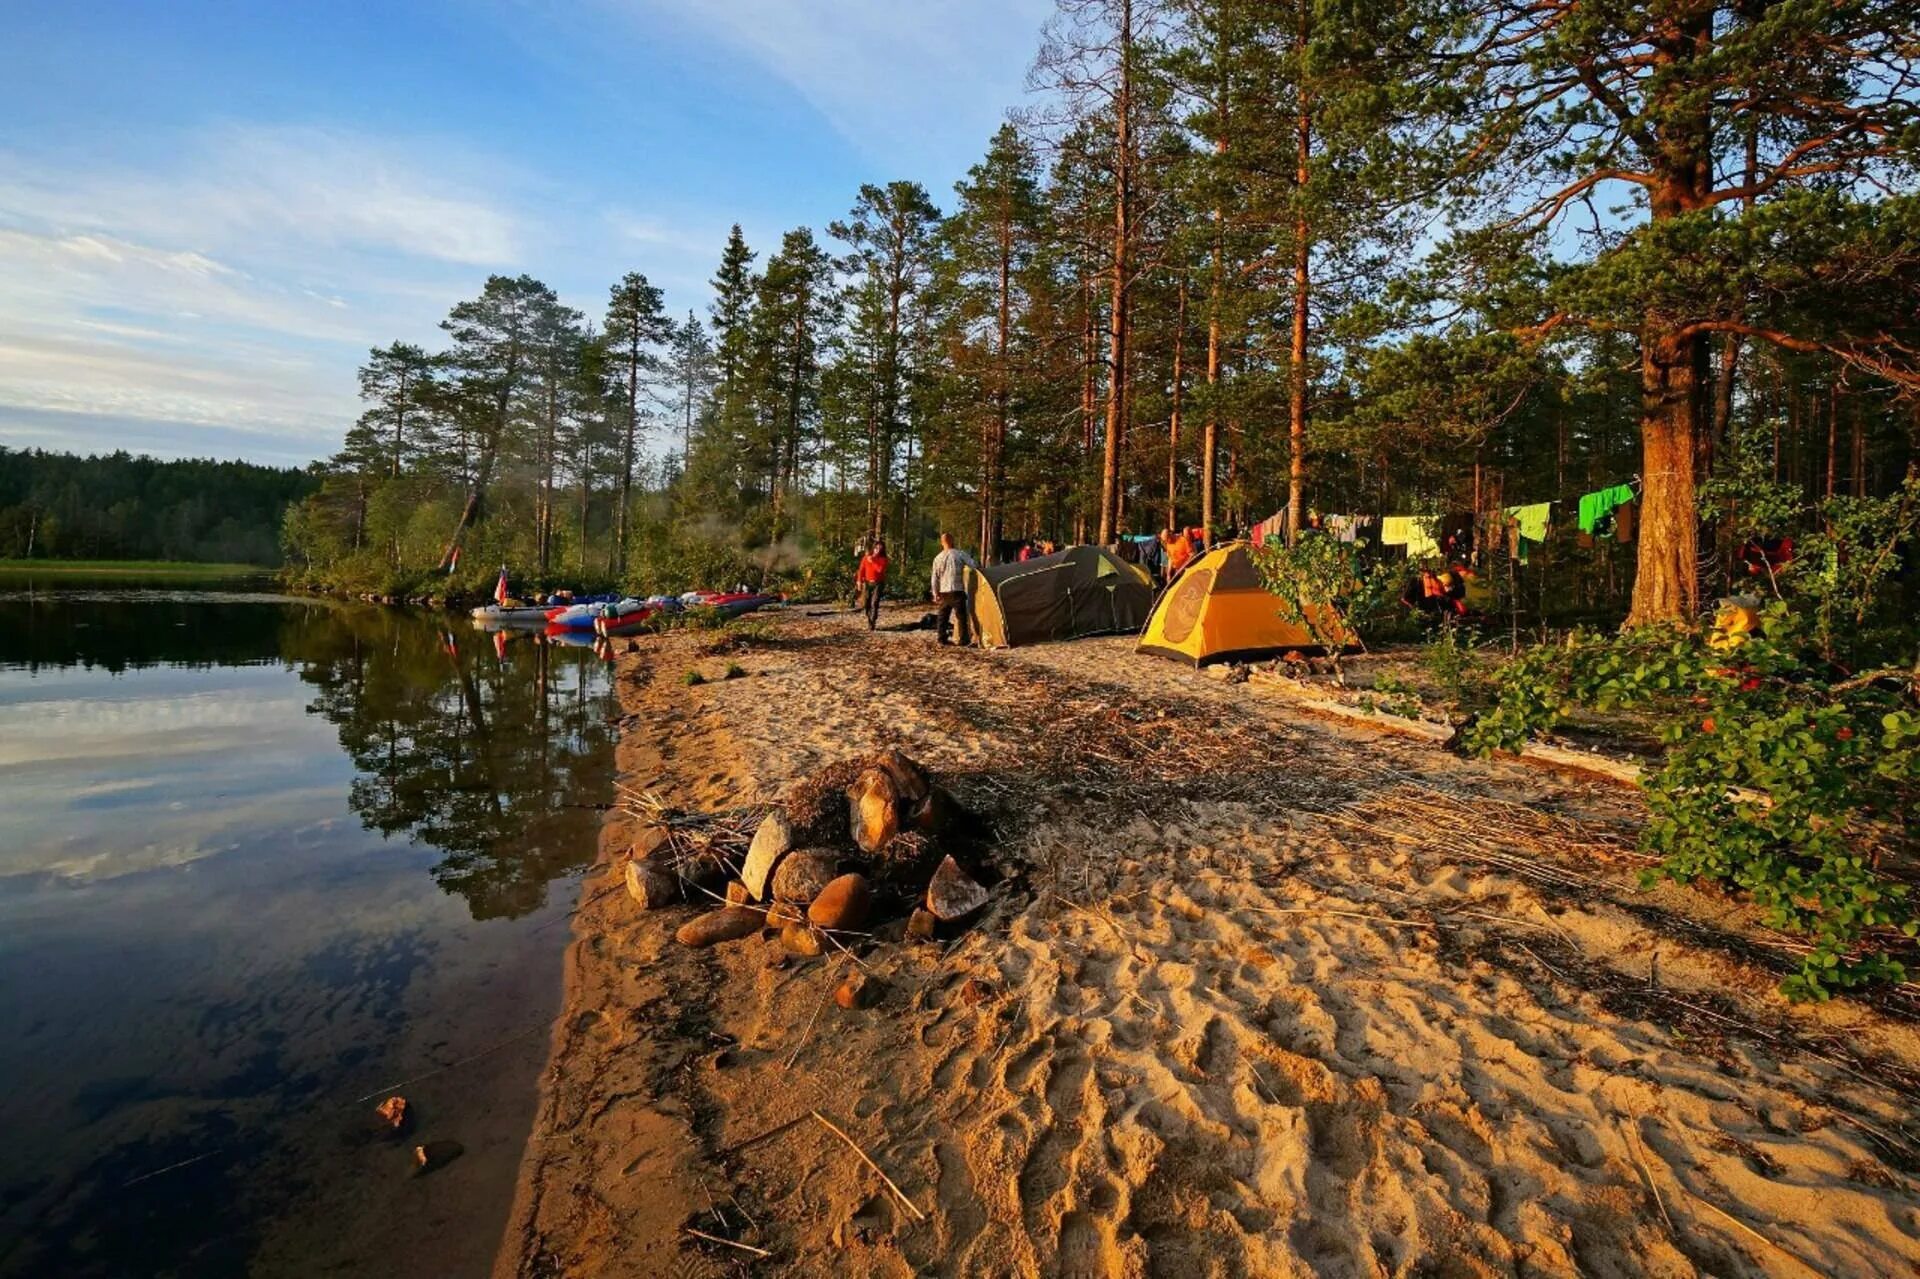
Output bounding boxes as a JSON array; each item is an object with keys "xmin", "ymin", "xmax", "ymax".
[
  {"xmin": 811, "ymin": 1109, "xmax": 927, "ymax": 1222},
  {"xmin": 716, "ymin": 1112, "xmax": 809, "ymax": 1159},
  {"xmin": 683, "ymin": 1226, "xmax": 771, "ymax": 1258},
  {"xmin": 1620, "ymin": 1112, "xmax": 1674, "ymax": 1237},
  {"xmin": 350, "ymin": 1021, "xmax": 549, "ymax": 1103},
  {"xmin": 1688, "ymin": 1194, "xmax": 1823, "ymax": 1278},
  {"xmin": 783, "ymin": 962, "xmax": 839, "ymax": 1071}
]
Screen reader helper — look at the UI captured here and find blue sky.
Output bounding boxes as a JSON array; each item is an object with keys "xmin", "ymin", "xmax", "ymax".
[{"xmin": 0, "ymin": 0, "xmax": 1053, "ymax": 467}]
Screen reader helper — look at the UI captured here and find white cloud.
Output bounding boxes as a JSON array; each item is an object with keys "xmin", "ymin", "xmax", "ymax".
[
  {"xmin": 0, "ymin": 125, "xmax": 534, "ymax": 457},
  {"xmin": 613, "ymin": 0, "xmax": 1050, "ymax": 169},
  {"xmin": 0, "ymin": 124, "xmax": 522, "ymax": 267}
]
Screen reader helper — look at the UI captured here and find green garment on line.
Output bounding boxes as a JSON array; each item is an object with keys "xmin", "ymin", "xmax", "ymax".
[
  {"xmin": 1577, "ymin": 484, "xmax": 1635, "ymax": 535},
  {"xmin": 1505, "ymin": 502, "xmax": 1551, "ymax": 543},
  {"xmin": 1503, "ymin": 501, "xmax": 1552, "ymax": 564}
]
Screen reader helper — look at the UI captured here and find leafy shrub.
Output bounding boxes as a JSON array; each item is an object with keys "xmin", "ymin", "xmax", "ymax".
[
  {"xmin": 1463, "ymin": 606, "xmax": 1920, "ymax": 998},
  {"xmin": 1250, "ymin": 532, "xmax": 1406, "ymax": 677}
]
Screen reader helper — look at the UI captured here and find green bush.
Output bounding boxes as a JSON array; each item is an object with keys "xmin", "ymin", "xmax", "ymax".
[{"xmin": 1463, "ymin": 606, "xmax": 1920, "ymax": 999}]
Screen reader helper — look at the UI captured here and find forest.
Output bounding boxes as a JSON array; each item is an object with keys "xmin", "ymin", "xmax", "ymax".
[
  {"xmin": 1, "ymin": 447, "xmax": 316, "ymax": 565},
  {"xmin": 285, "ymin": 0, "xmax": 1920, "ymax": 637}
]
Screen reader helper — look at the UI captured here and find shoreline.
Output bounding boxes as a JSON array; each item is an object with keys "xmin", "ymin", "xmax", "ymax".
[{"xmin": 499, "ymin": 607, "xmax": 1920, "ymax": 1277}]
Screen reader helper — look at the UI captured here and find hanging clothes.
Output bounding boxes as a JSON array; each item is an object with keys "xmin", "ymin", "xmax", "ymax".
[
  {"xmin": 1506, "ymin": 502, "xmax": 1551, "ymax": 544},
  {"xmin": 1577, "ymin": 483, "xmax": 1636, "ymax": 535},
  {"xmin": 1324, "ymin": 513, "xmax": 1365, "ymax": 543},
  {"xmin": 1503, "ymin": 502, "xmax": 1552, "ymax": 564},
  {"xmin": 1614, "ymin": 499, "xmax": 1637, "ymax": 543},
  {"xmin": 1383, "ymin": 516, "xmax": 1440, "ymax": 560},
  {"xmin": 1251, "ymin": 511, "xmax": 1287, "ymax": 548}
]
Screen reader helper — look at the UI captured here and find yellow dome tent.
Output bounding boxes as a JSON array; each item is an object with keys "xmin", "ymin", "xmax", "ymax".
[{"xmin": 1137, "ymin": 541, "xmax": 1348, "ymax": 666}]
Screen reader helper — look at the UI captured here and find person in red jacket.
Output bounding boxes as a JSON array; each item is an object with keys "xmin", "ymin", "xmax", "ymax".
[{"xmin": 855, "ymin": 539, "xmax": 889, "ymax": 630}]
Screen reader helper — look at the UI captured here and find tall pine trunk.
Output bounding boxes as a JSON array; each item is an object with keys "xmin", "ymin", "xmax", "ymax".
[
  {"xmin": 1167, "ymin": 281, "xmax": 1186, "ymax": 530},
  {"xmin": 1286, "ymin": 65, "xmax": 1311, "ymax": 546},
  {"xmin": 1625, "ymin": 10, "xmax": 1713, "ymax": 627},
  {"xmin": 1096, "ymin": 0, "xmax": 1132, "ymax": 546}
]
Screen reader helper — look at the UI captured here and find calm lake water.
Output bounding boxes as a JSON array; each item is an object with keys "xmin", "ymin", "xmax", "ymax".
[{"xmin": 0, "ymin": 581, "xmax": 617, "ymax": 1278}]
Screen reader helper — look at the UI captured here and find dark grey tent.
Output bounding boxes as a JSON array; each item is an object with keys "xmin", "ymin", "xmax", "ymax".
[{"xmin": 964, "ymin": 545, "xmax": 1155, "ymax": 648}]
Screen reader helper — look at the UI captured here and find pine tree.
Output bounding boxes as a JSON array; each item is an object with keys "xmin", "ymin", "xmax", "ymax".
[
  {"xmin": 436, "ymin": 274, "xmax": 557, "ymax": 569},
  {"xmin": 829, "ymin": 182, "xmax": 943, "ymax": 538},
  {"xmin": 1441, "ymin": 0, "xmax": 1920, "ymax": 623},
  {"xmin": 940, "ymin": 125, "xmax": 1050, "ymax": 559},
  {"xmin": 603, "ymin": 271, "xmax": 672, "ymax": 573}
]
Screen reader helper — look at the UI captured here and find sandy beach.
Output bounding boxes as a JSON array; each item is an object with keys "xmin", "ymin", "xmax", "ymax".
[{"xmin": 495, "ymin": 606, "xmax": 1920, "ymax": 1278}]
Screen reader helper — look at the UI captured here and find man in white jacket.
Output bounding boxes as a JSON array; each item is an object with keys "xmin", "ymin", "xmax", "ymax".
[{"xmin": 928, "ymin": 532, "xmax": 980, "ymax": 646}]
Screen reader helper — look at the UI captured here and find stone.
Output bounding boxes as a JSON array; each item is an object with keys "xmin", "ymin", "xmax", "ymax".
[
  {"xmin": 625, "ymin": 860, "xmax": 678, "ymax": 910},
  {"xmin": 870, "ymin": 748, "xmax": 930, "ymax": 804},
  {"xmin": 725, "ymin": 880, "xmax": 751, "ymax": 905},
  {"xmin": 906, "ymin": 907, "xmax": 939, "ymax": 941},
  {"xmin": 847, "ymin": 768, "xmax": 902, "ymax": 854},
  {"xmin": 374, "ymin": 1095, "xmax": 410, "ymax": 1135},
  {"xmin": 910, "ymin": 786, "xmax": 954, "ymax": 836},
  {"xmin": 632, "ymin": 824, "xmax": 671, "ymax": 861},
  {"xmin": 926, "ymin": 856, "xmax": 989, "ymax": 922},
  {"xmin": 807, "ymin": 874, "xmax": 873, "ymax": 931},
  {"xmin": 780, "ymin": 923, "xmax": 825, "ymax": 957},
  {"xmin": 413, "ymin": 1140, "xmax": 464, "ymax": 1173},
  {"xmin": 741, "ymin": 811, "xmax": 793, "ymax": 900},
  {"xmin": 772, "ymin": 849, "xmax": 840, "ymax": 903},
  {"xmin": 675, "ymin": 905, "xmax": 766, "ymax": 949},
  {"xmin": 835, "ymin": 972, "xmax": 882, "ymax": 1010}
]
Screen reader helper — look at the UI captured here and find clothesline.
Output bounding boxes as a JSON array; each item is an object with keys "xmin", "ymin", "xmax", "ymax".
[{"xmin": 1251, "ymin": 474, "xmax": 1643, "ymax": 561}]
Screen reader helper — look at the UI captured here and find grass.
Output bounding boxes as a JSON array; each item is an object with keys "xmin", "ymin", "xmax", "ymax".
[{"xmin": 0, "ymin": 559, "xmax": 270, "ymax": 577}]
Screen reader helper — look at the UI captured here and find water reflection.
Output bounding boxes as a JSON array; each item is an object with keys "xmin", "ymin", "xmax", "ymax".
[
  {"xmin": 288, "ymin": 607, "xmax": 615, "ymax": 920},
  {"xmin": 0, "ymin": 593, "xmax": 616, "ymax": 1279}
]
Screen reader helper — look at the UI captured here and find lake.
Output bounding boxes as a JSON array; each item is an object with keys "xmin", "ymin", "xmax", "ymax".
[{"xmin": 0, "ymin": 580, "xmax": 616, "ymax": 1278}]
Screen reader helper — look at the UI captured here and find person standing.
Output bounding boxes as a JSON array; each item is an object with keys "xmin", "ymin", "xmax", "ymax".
[
  {"xmin": 929, "ymin": 532, "xmax": 979, "ymax": 647},
  {"xmin": 855, "ymin": 539, "xmax": 889, "ymax": 630}
]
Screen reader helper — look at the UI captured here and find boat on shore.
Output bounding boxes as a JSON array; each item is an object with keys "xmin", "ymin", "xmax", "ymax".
[{"xmin": 470, "ymin": 603, "xmax": 554, "ymax": 624}]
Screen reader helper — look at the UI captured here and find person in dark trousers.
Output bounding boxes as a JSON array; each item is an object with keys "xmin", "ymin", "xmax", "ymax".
[
  {"xmin": 929, "ymin": 532, "xmax": 979, "ymax": 646},
  {"xmin": 855, "ymin": 539, "xmax": 889, "ymax": 630}
]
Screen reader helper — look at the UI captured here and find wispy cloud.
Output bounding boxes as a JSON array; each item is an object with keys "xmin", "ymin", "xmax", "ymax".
[
  {"xmin": 612, "ymin": 0, "xmax": 1050, "ymax": 174},
  {"xmin": 0, "ymin": 125, "xmax": 532, "ymax": 458},
  {"xmin": 0, "ymin": 124, "xmax": 523, "ymax": 267}
]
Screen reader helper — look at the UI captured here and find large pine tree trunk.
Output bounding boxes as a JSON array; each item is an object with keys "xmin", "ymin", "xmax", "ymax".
[
  {"xmin": 1286, "ymin": 15, "xmax": 1312, "ymax": 546},
  {"xmin": 1096, "ymin": 0, "xmax": 1132, "ymax": 547},
  {"xmin": 1167, "ymin": 281, "xmax": 1185, "ymax": 530},
  {"xmin": 1627, "ymin": 323, "xmax": 1705, "ymax": 625}
]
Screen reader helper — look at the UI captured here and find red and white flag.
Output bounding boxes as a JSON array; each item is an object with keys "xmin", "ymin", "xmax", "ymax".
[
  {"xmin": 446, "ymin": 546, "xmax": 461, "ymax": 575},
  {"xmin": 494, "ymin": 565, "xmax": 511, "ymax": 606}
]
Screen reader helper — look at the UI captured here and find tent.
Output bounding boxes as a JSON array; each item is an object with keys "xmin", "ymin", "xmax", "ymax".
[
  {"xmin": 966, "ymin": 545, "xmax": 1155, "ymax": 648},
  {"xmin": 1137, "ymin": 541, "xmax": 1348, "ymax": 666}
]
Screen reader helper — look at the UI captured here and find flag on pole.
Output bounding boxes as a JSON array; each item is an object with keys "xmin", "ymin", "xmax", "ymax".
[
  {"xmin": 495, "ymin": 565, "xmax": 511, "ymax": 606},
  {"xmin": 447, "ymin": 546, "xmax": 461, "ymax": 575}
]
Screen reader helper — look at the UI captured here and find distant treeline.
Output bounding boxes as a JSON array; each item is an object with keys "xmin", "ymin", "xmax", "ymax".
[{"xmin": 0, "ymin": 447, "xmax": 317, "ymax": 565}]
